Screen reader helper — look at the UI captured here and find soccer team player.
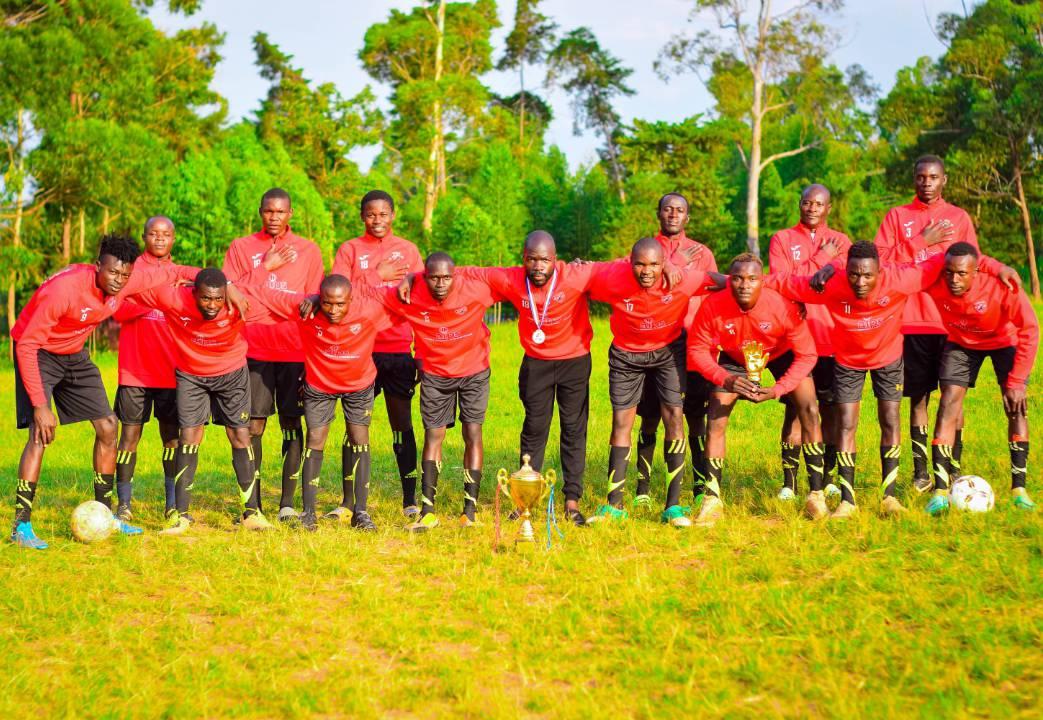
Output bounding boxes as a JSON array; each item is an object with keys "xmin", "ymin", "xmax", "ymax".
[{"xmin": 9, "ymin": 165, "xmax": 1039, "ymax": 548}]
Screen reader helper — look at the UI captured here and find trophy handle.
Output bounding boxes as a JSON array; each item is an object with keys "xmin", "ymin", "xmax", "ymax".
[
  {"xmin": 496, "ymin": 468, "xmax": 511, "ymax": 499},
  {"xmin": 541, "ymin": 469, "xmax": 557, "ymax": 502}
]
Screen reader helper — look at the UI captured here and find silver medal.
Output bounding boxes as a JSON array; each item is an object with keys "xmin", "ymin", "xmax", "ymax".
[{"xmin": 532, "ymin": 329, "xmax": 546, "ymax": 345}]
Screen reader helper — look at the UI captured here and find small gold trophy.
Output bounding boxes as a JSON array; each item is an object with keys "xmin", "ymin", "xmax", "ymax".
[
  {"xmin": 741, "ymin": 340, "xmax": 770, "ymax": 387},
  {"xmin": 496, "ymin": 455, "xmax": 556, "ymax": 549}
]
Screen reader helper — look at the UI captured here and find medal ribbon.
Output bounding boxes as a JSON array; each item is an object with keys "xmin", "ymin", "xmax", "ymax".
[{"xmin": 525, "ymin": 270, "xmax": 558, "ymax": 334}]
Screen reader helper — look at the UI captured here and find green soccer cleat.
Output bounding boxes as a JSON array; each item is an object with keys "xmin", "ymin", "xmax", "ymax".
[
  {"xmin": 1012, "ymin": 488, "xmax": 1036, "ymax": 511},
  {"xmin": 631, "ymin": 494, "xmax": 652, "ymax": 509},
  {"xmin": 159, "ymin": 513, "xmax": 193, "ymax": 536},
  {"xmin": 406, "ymin": 513, "xmax": 439, "ymax": 533},
  {"xmin": 587, "ymin": 504, "xmax": 628, "ymax": 523},
  {"xmin": 925, "ymin": 492, "xmax": 950, "ymax": 517},
  {"xmin": 660, "ymin": 505, "xmax": 692, "ymax": 528}
]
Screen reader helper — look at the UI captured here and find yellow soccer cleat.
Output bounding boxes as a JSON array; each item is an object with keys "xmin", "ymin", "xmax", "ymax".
[
  {"xmin": 241, "ymin": 512, "xmax": 274, "ymax": 531},
  {"xmin": 804, "ymin": 490, "xmax": 829, "ymax": 520},
  {"xmin": 879, "ymin": 496, "xmax": 907, "ymax": 517},
  {"xmin": 406, "ymin": 513, "xmax": 439, "ymax": 533},
  {"xmin": 830, "ymin": 500, "xmax": 858, "ymax": 520}
]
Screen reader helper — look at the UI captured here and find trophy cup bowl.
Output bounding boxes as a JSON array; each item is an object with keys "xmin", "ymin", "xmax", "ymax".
[
  {"xmin": 497, "ymin": 454, "xmax": 556, "ymax": 549},
  {"xmin": 741, "ymin": 340, "xmax": 770, "ymax": 387}
]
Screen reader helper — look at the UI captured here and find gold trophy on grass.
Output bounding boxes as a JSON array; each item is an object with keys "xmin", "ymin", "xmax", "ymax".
[
  {"xmin": 497, "ymin": 455, "xmax": 556, "ymax": 550},
  {"xmin": 741, "ymin": 340, "xmax": 770, "ymax": 387}
]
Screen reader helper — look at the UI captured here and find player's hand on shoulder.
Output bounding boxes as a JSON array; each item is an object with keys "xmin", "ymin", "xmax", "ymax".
[
  {"xmin": 299, "ymin": 294, "xmax": 320, "ymax": 319},
  {"xmin": 810, "ymin": 264, "xmax": 835, "ymax": 293},
  {"xmin": 997, "ymin": 264, "xmax": 1023, "ymax": 293},
  {"xmin": 396, "ymin": 273, "xmax": 415, "ymax": 304},
  {"xmin": 225, "ymin": 283, "xmax": 250, "ymax": 317},
  {"xmin": 570, "ymin": 257, "xmax": 592, "ymax": 265}
]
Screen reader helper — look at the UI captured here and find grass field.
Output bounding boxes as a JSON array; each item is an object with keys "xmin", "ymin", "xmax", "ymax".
[{"xmin": 1, "ymin": 317, "xmax": 1042, "ymax": 719}]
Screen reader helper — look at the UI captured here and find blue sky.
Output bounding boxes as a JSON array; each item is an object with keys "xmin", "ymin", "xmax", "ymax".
[{"xmin": 152, "ymin": 0, "xmax": 968, "ymax": 169}]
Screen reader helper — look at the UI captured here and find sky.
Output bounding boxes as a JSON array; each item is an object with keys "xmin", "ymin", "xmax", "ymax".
[{"xmin": 151, "ymin": 0, "xmax": 970, "ymax": 170}]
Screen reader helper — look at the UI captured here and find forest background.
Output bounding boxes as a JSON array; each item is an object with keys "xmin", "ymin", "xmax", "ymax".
[{"xmin": 2, "ymin": 0, "xmax": 1042, "ymax": 340}]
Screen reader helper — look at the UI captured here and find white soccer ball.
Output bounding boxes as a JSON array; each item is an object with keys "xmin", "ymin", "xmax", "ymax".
[
  {"xmin": 949, "ymin": 475, "xmax": 995, "ymax": 513},
  {"xmin": 71, "ymin": 500, "xmax": 117, "ymax": 543}
]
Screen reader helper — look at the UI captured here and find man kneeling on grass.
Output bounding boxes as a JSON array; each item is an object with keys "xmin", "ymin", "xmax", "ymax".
[
  {"xmin": 261, "ymin": 274, "xmax": 397, "ymax": 532},
  {"xmin": 687, "ymin": 253, "xmax": 822, "ymax": 527},
  {"xmin": 132, "ymin": 268, "xmax": 272, "ymax": 535}
]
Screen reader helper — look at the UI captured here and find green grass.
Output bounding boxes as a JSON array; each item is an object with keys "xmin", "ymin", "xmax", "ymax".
[{"xmin": 1, "ymin": 318, "xmax": 1042, "ymax": 719}]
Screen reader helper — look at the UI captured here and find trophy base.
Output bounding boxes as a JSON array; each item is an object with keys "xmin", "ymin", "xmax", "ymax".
[{"xmin": 514, "ymin": 518, "xmax": 537, "ymax": 551}]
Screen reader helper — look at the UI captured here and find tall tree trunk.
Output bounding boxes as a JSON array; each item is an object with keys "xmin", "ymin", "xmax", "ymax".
[
  {"xmin": 745, "ymin": 71, "xmax": 764, "ymax": 257},
  {"xmin": 62, "ymin": 213, "xmax": 71, "ymax": 263},
  {"xmin": 422, "ymin": 0, "xmax": 446, "ymax": 237},
  {"xmin": 78, "ymin": 207, "xmax": 85, "ymax": 255},
  {"xmin": 518, "ymin": 64, "xmax": 526, "ymax": 147},
  {"xmin": 1013, "ymin": 160, "xmax": 1040, "ymax": 298}
]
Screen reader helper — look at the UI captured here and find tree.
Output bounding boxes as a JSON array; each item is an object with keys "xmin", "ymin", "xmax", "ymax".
[
  {"xmin": 496, "ymin": 0, "xmax": 556, "ymax": 148},
  {"xmin": 546, "ymin": 27, "xmax": 634, "ymax": 202},
  {"xmin": 657, "ymin": 0, "xmax": 847, "ymax": 255}
]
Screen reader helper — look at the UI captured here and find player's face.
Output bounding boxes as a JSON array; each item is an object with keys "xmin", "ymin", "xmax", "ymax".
[
  {"xmin": 799, "ymin": 189, "xmax": 830, "ymax": 229},
  {"xmin": 632, "ymin": 248, "xmax": 663, "ymax": 289},
  {"xmin": 320, "ymin": 286, "xmax": 351, "ymax": 324},
  {"xmin": 425, "ymin": 261, "xmax": 454, "ymax": 301},
  {"xmin": 259, "ymin": 197, "xmax": 292, "ymax": 238},
  {"xmin": 143, "ymin": 218, "xmax": 174, "ymax": 259},
  {"xmin": 194, "ymin": 284, "xmax": 226, "ymax": 320},
  {"xmin": 846, "ymin": 258, "xmax": 879, "ymax": 299},
  {"xmin": 361, "ymin": 199, "xmax": 394, "ymax": 239},
  {"xmin": 914, "ymin": 162, "xmax": 947, "ymax": 204},
  {"xmin": 657, "ymin": 196, "xmax": 689, "ymax": 236},
  {"xmin": 944, "ymin": 255, "xmax": 978, "ymax": 297},
  {"xmin": 523, "ymin": 243, "xmax": 557, "ymax": 287},
  {"xmin": 95, "ymin": 255, "xmax": 134, "ymax": 296},
  {"xmin": 729, "ymin": 262, "xmax": 763, "ymax": 309}
]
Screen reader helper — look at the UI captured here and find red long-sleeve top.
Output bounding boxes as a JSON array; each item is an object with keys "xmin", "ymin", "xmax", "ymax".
[{"xmin": 112, "ymin": 252, "xmax": 178, "ymax": 389}]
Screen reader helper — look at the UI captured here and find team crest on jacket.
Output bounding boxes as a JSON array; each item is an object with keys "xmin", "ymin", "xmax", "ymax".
[
  {"xmin": 877, "ymin": 295, "xmax": 891, "ymax": 307},
  {"xmin": 974, "ymin": 300, "xmax": 987, "ymax": 314},
  {"xmin": 350, "ymin": 323, "xmax": 362, "ymax": 334},
  {"xmin": 758, "ymin": 321, "xmax": 772, "ymax": 332},
  {"xmin": 388, "ymin": 251, "xmax": 403, "ymax": 261},
  {"xmin": 661, "ymin": 293, "xmax": 673, "ymax": 304},
  {"xmin": 455, "ymin": 306, "xmax": 467, "ymax": 315}
]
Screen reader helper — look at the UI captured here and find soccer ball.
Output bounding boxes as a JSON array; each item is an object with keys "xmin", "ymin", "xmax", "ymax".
[
  {"xmin": 949, "ymin": 475, "xmax": 995, "ymax": 513},
  {"xmin": 70, "ymin": 500, "xmax": 117, "ymax": 543}
]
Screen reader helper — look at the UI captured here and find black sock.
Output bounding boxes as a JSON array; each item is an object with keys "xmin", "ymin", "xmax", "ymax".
[
  {"xmin": 300, "ymin": 448, "xmax": 324, "ymax": 515},
  {"xmin": 280, "ymin": 428, "xmax": 303, "ymax": 508},
  {"xmin": 341, "ymin": 436, "xmax": 357, "ymax": 510},
  {"xmin": 664, "ymin": 438, "xmax": 686, "ymax": 508},
  {"xmin": 953, "ymin": 429, "xmax": 964, "ymax": 473},
  {"xmin": 353, "ymin": 444, "xmax": 372, "ymax": 514},
  {"xmin": 931, "ymin": 441, "xmax": 953, "ymax": 491},
  {"xmin": 705, "ymin": 457, "xmax": 724, "ymax": 498},
  {"xmin": 911, "ymin": 425, "xmax": 929, "ymax": 481},
  {"xmin": 635, "ymin": 431, "xmax": 656, "ymax": 497},
  {"xmin": 15, "ymin": 479, "xmax": 35, "ymax": 523},
  {"xmin": 393, "ymin": 429, "xmax": 418, "ymax": 507},
  {"xmin": 824, "ymin": 444, "xmax": 838, "ymax": 483},
  {"xmin": 837, "ymin": 451, "xmax": 857, "ymax": 505},
  {"xmin": 174, "ymin": 443, "xmax": 200, "ymax": 514},
  {"xmin": 803, "ymin": 442, "xmax": 825, "ymax": 492},
  {"xmin": 880, "ymin": 445, "xmax": 900, "ymax": 498},
  {"xmin": 781, "ymin": 442, "xmax": 801, "ymax": 492},
  {"xmin": 690, "ymin": 433, "xmax": 707, "ymax": 496},
  {"xmin": 462, "ymin": 467, "xmax": 481, "ymax": 520},
  {"xmin": 250, "ymin": 434, "xmax": 263, "ymax": 513},
  {"xmin": 115, "ymin": 450, "xmax": 137, "ymax": 507},
  {"xmin": 1010, "ymin": 436, "xmax": 1028, "ymax": 490},
  {"xmin": 420, "ymin": 459, "xmax": 440, "ymax": 516},
  {"xmin": 93, "ymin": 472, "xmax": 115, "ymax": 509},
  {"xmin": 162, "ymin": 446, "xmax": 177, "ymax": 513},
  {"xmin": 606, "ymin": 446, "xmax": 631, "ymax": 507},
  {"xmin": 232, "ymin": 446, "xmax": 258, "ymax": 515}
]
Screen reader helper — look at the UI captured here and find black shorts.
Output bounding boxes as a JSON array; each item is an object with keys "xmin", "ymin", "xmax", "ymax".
[
  {"xmin": 303, "ymin": 383, "xmax": 375, "ymax": 428},
  {"xmin": 608, "ymin": 338, "xmax": 686, "ymax": 411},
  {"xmin": 14, "ymin": 345, "xmax": 112, "ymax": 429},
  {"xmin": 712, "ymin": 351, "xmax": 797, "ymax": 403},
  {"xmin": 638, "ymin": 371, "xmax": 710, "ymax": 420},
  {"xmin": 177, "ymin": 365, "xmax": 251, "ymax": 428},
  {"xmin": 374, "ymin": 352, "xmax": 418, "ymax": 400},
  {"xmin": 247, "ymin": 359, "xmax": 305, "ymax": 419},
  {"xmin": 811, "ymin": 356, "xmax": 837, "ymax": 406},
  {"xmin": 833, "ymin": 357, "xmax": 905, "ymax": 404},
  {"xmin": 114, "ymin": 385, "xmax": 178, "ymax": 425},
  {"xmin": 939, "ymin": 342, "xmax": 1016, "ymax": 389},
  {"xmin": 903, "ymin": 334, "xmax": 947, "ymax": 397},
  {"xmin": 419, "ymin": 368, "xmax": 491, "ymax": 429}
]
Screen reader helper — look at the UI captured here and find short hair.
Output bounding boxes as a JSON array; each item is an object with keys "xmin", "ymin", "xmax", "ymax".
[
  {"xmin": 426, "ymin": 251, "xmax": 454, "ymax": 270},
  {"xmin": 143, "ymin": 215, "xmax": 174, "ymax": 235},
  {"xmin": 320, "ymin": 274, "xmax": 351, "ymax": 293},
  {"xmin": 946, "ymin": 241, "xmax": 979, "ymax": 260},
  {"xmin": 361, "ymin": 190, "xmax": 394, "ymax": 212},
  {"xmin": 261, "ymin": 187, "xmax": 292, "ymax": 207},
  {"xmin": 195, "ymin": 267, "xmax": 227, "ymax": 290},
  {"xmin": 914, "ymin": 154, "xmax": 945, "ymax": 172},
  {"xmin": 847, "ymin": 240, "xmax": 879, "ymax": 264},
  {"xmin": 524, "ymin": 230, "xmax": 556, "ymax": 252},
  {"xmin": 800, "ymin": 183, "xmax": 831, "ymax": 202},
  {"xmin": 658, "ymin": 192, "xmax": 689, "ymax": 212},
  {"xmin": 631, "ymin": 237, "xmax": 663, "ymax": 258},
  {"xmin": 98, "ymin": 234, "xmax": 141, "ymax": 264},
  {"xmin": 728, "ymin": 252, "xmax": 763, "ymax": 272}
]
